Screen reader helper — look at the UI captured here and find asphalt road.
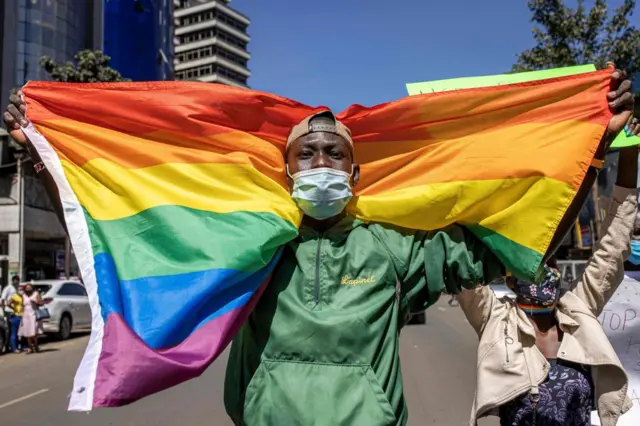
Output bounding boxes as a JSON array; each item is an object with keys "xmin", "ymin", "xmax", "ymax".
[{"xmin": 0, "ymin": 299, "xmax": 497, "ymax": 426}]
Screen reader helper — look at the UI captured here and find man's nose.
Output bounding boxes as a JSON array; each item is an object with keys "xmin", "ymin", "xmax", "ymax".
[{"xmin": 311, "ymin": 153, "xmax": 331, "ymax": 169}]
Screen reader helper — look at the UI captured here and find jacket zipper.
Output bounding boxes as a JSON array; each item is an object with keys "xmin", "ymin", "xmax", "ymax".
[
  {"xmin": 503, "ymin": 317, "xmax": 512, "ymax": 364},
  {"xmin": 530, "ymin": 386, "xmax": 540, "ymax": 426},
  {"xmin": 475, "ymin": 372, "xmax": 546, "ymax": 421},
  {"xmin": 314, "ymin": 235, "xmax": 323, "ymax": 306}
]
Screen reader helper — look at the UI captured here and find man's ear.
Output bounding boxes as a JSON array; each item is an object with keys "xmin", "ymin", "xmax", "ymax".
[
  {"xmin": 352, "ymin": 163, "xmax": 360, "ymax": 187},
  {"xmin": 284, "ymin": 161, "xmax": 294, "ymax": 193}
]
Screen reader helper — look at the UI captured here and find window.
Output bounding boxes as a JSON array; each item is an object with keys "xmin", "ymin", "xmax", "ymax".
[
  {"xmin": 217, "ymin": 30, "xmax": 247, "ymax": 50},
  {"xmin": 42, "ymin": 28, "xmax": 54, "ymax": 48},
  {"xmin": 217, "ymin": 11, "xmax": 248, "ymax": 32},
  {"xmin": 0, "ymin": 234, "xmax": 7, "ymax": 257},
  {"xmin": 33, "ymin": 285, "xmax": 52, "ymax": 295},
  {"xmin": 58, "ymin": 283, "xmax": 87, "ymax": 296},
  {"xmin": 217, "ymin": 65, "xmax": 248, "ymax": 85},
  {"xmin": 25, "ymin": 23, "xmax": 42, "ymax": 43},
  {"xmin": 217, "ymin": 47, "xmax": 248, "ymax": 67}
]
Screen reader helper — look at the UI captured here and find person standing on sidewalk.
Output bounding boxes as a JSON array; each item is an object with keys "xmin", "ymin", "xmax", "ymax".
[
  {"xmin": 8, "ymin": 289, "xmax": 24, "ymax": 353},
  {"xmin": 0, "ymin": 275, "xmax": 18, "ymax": 308},
  {"xmin": 1, "ymin": 275, "xmax": 22, "ymax": 353},
  {"xmin": 18, "ymin": 283, "xmax": 42, "ymax": 354}
]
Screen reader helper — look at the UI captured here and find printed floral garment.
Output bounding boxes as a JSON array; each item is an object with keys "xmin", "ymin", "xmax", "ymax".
[{"xmin": 499, "ymin": 359, "xmax": 594, "ymax": 426}]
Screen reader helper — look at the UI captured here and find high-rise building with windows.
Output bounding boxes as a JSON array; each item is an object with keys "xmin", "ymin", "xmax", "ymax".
[
  {"xmin": 0, "ymin": 0, "xmax": 103, "ymax": 281},
  {"xmin": 1, "ymin": 0, "xmax": 101, "ymax": 107},
  {"xmin": 174, "ymin": 0, "xmax": 250, "ymax": 88},
  {"xmin": 0, "ymin": 0, "xmax": 178, "ymax": 281},
  {"xmin": 102, "ymin": 0, "xmax": 175, "ymax": 81}
]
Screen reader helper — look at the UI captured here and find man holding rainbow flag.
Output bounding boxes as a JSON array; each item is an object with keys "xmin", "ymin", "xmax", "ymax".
[{"xmin": 2, "ymin": 66, "xmax": 636, "ymax": 425}]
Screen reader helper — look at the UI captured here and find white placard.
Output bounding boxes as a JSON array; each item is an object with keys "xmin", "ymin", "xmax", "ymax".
[{"xmin": 591, "ymin": 272, "xmax": 640, "ymax": 425}]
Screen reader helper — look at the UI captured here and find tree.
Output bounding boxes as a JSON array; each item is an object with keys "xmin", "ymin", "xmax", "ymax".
[
  {"xmin": 514, "ymin": 0, "xmax": 640, "ymax": 74},
  {"xmin": 40, "ymin": 49, "xmax": 130, "ymax": 83},
  {"xmin": 515, "ymin": 0, "xmax": 640, "ymax": 244}
]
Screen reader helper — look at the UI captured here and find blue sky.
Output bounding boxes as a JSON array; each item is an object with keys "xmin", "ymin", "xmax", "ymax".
[{"xmin": 231, "ymin": 0, "xmax": 638, "ymax": 112}]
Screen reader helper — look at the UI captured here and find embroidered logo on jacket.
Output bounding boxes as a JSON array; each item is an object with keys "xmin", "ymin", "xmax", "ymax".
[{"xmin": 341, "ymin": 275, "xmax": 376, "ymax": 286}]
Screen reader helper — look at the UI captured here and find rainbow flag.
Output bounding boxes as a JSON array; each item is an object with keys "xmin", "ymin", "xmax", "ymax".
[{"xmin": 21, "ymin": 68, "xmax": 613, "ymax": 410}]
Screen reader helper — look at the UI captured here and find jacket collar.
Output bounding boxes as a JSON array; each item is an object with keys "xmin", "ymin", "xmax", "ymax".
[
  {"xmin": 298, "ymin": 215, "xmax": 364, "ymax": 239},
  {"xmin": 555, "ymin": 305, "xmax": 580, "ymax": 328}
]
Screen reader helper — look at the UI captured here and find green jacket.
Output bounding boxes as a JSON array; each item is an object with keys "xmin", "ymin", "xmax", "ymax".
[{"xmin": 224, "ymin": 217, "xmax": 503, "ymax": 426}]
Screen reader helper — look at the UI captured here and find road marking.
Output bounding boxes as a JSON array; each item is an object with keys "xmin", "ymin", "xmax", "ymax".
[{"xmin": 0, "ymin": 389, "xmax": 49, "ymax": 410}]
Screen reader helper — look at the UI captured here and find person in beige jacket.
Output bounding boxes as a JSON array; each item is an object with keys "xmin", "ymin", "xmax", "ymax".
[{"xmin": 459, "ymin": 131, "xmax": 639, "ymax": 425}]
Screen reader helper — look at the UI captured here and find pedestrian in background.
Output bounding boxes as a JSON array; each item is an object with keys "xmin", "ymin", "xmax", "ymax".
[
  {"xmin": 18, "ymin": 283, "xmax": 43, "ymax": 354},
  {"xmin": 1, "ymin": 275, "xmax": 21, "ymax": 352},
  {"xmin": 0, "ymin": 274, "xmax": 18, "ymax": 309},
  {"xmin": 7, "ymin": 288, "xmax": 24, "ymax": 353},
  {"xmin": 458, "ymin": 119, "xmax": 639, "ymax": 426}
]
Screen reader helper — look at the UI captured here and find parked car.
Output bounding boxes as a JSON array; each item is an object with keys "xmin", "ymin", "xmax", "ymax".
[
  {"xmin": 0, "ymin": 314, "xmax": 8, "ymax": 354},
  {"xmin": 556, "ymin": 260, "xmax": 587, "ymax": 289},
  {"xmin": 25, "ymin": 279, "xmax": 92, "ymax": 340},
  {"xmin": 489, "ymin": 279, "xmax": 516, "ymax": 300}
]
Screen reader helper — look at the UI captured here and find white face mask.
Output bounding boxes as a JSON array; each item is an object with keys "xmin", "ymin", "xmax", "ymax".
[{"xmin": 287, "ymin": 166, "xmax": 353, "ymax": 220}]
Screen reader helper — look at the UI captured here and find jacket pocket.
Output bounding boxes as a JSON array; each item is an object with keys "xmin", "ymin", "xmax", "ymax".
[{"xmin": 243, "ymin": 359, "xmax": 397, "ymax": 426}]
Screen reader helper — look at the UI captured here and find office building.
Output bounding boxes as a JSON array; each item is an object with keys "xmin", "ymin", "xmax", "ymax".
[
  {"xmin": 0, "ymin": 0, "xmax": 104, "ymax": 281},
  {"xmin": 0, "ymin": 1, "xmax": 179, "ymax": 282},
  {"xmin": 174, "ymin": 0, "xmax": 250, "ymax": 87},
  {"xmin": 0, "ymin": 0, "xmax": 102, "ymax": 109},
  {"xmin": 102, "ymin": 0, "xmax": 174, "ymax": 81}
]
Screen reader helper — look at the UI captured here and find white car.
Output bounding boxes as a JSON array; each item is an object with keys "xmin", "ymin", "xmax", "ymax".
[
  {"xmin": 556, "ymin": 260, "xmax": 587, "ymax": 289},
  {"xmin": 489, "ymin": 279, "xmax": 516, "ymax": 300},
  {"xmin": 27, "ymin": 280, "xmax": 92, "ymax": 340}
]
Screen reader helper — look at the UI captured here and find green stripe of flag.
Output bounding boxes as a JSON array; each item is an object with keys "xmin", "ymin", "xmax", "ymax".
[{"xmin": 84, "ymin": 206, "xmax": 298, "ymax": 281}]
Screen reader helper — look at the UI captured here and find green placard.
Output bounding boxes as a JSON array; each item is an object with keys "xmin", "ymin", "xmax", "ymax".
[
  {"xmin": 612, "ymin": 128, "xmax": 640, "ymax": 148},
  {"xmin": 405, "ymin": 65, "xmax": 597, "ymax": 95}
]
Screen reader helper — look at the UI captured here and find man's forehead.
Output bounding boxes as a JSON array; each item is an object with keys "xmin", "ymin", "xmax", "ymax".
[{"xmin": 290, "ymin": 132, "xmax": 351, "ymax": 149}]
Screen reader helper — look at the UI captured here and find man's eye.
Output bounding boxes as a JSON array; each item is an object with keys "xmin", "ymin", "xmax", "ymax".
[
  {"xmin": 330, "ymin": 151, "xmax": 344, "ymax": 159},
  {"xmin": 298, "ymin": 151, "xmax": 313, "ymax": 158}
]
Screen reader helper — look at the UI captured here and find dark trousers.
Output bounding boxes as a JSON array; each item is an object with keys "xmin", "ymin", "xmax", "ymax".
[{"xmin": 8, "ymin": 314, "xmax": 22, "ymax": 352}]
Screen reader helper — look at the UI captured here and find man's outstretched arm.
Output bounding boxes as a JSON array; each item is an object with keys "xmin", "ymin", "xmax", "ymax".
[{"xmin": 545, "ymin": 68, "xmax": 635, "ymax": 263}]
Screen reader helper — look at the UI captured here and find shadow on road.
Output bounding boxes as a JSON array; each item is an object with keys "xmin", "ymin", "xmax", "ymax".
[
  {"xmin": 2, "ymin": 332, "xmax": 90, "ymax": 356},
  {"xmin": 34, "ymin": 348, "xmax": 59, "ymax": 354}
]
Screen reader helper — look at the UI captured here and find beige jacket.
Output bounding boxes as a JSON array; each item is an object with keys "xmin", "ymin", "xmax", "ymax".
[{"xmin": 459, "ymin": 186, "xmax": 638, "ymax": 426}]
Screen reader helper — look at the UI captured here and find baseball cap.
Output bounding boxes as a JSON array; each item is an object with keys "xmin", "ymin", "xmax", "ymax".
[{"xmin": 286, "ymin": 110, "xmax": 353, "ymax": 151}]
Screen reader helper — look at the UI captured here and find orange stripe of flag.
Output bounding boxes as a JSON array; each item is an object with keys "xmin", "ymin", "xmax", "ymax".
[{"xmin": 25, "ymin": 70, "xmax": 611, "ymax": 156}]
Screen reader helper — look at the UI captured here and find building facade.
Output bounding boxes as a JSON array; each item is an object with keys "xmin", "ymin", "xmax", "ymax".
[
  {"xmin": 174, "ymin": 0, "xmax": 250, "ymax": 87},
  {"xmin": 0, "ymin": 0, "xmax": 102, "ymax": 110},
  {"xmin": 0, "ymin": 0, "xmax": 101, "ymax": 281},
  {"xmin": 0, "ymin": 0, "xmax": 103, "ymax": 281},
  {"xmin": 102, "ymin": 0, "xmax": 175, "ymax": 81},
  {"xmin": 0, "ymin": 0, "xmax": 180, "ymax": 283}
]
